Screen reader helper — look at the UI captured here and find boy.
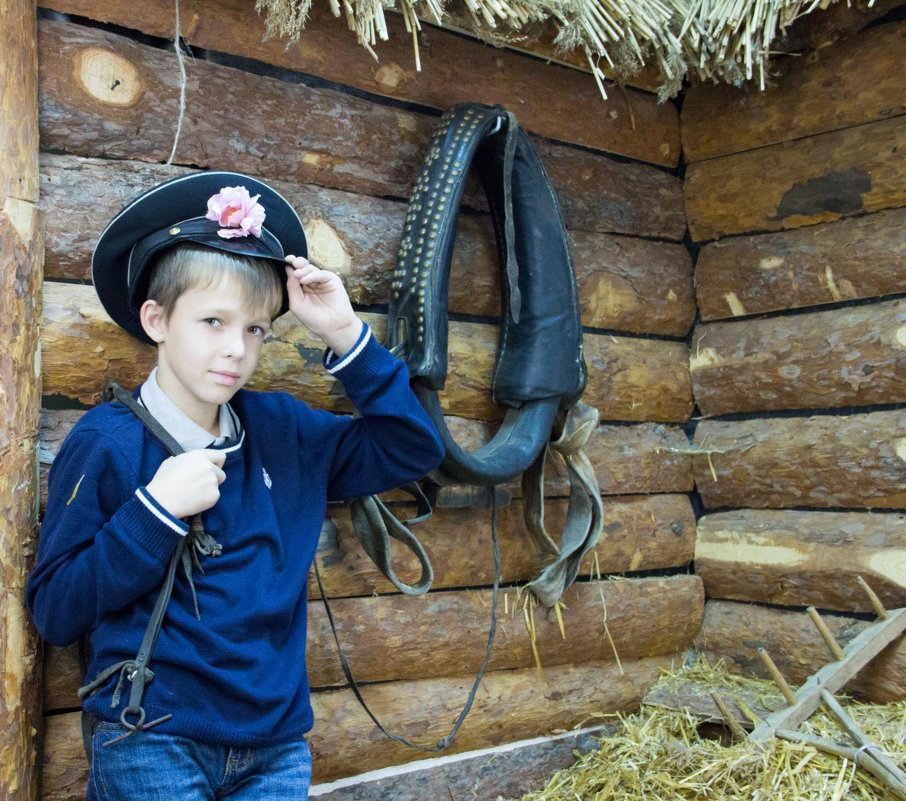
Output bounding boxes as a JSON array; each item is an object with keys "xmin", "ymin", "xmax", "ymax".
[{"xmin": 27, "ymin": 171, "xmax": 444, "ymax": 800}]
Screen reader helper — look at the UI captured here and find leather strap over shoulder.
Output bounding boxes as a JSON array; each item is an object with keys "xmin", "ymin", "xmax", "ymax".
[{"xmin": 79, "ymin": 382, "xmax": 223, "ymax": 750}]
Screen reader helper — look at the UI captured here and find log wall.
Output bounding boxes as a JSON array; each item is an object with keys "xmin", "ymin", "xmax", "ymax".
[
  {"xmin": 31, "ymin": 4, "xmax": 698, "ymax": 799},
  {"xmin": 683, "ymin": 12, "xmax": 906, "ymax": 696},
  {"xmin": 27, "ymin": 4, "xmax": 906, "ymax": 797},
  {"xmin": 1, "ymin": 2, "xmax": 43, "ymax": 800}
]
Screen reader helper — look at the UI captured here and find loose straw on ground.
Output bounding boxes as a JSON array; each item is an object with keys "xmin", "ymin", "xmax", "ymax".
[{"xmin": 511, "ymin": 657, "xmax": 905, "ymax": 801}]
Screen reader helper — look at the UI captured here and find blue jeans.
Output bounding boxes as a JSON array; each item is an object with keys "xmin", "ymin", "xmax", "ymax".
[{"xmin": 87, "ymin": 721, "xmax": 312, "ymax": 800}]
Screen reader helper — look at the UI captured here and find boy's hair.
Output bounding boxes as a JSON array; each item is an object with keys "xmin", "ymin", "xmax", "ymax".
[{"xmin": 146, "ymin": 243, "xmax": 285, "ymax": 319}]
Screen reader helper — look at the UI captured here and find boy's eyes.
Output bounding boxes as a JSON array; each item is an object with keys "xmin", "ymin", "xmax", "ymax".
[{"xmin": 201, "ymin": 318, "xmax": 268, "ymax": 337}]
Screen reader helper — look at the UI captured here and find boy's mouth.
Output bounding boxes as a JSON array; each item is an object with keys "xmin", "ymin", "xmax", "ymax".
[{"xmin": 211, "ymin": 370, "xmax": 241, "ymax": 385}]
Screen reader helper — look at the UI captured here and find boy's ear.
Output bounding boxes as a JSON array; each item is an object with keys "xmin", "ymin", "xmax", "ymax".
[{"xmin": 139, "ymin": 300, "xmax": 167, "ymax": 344}]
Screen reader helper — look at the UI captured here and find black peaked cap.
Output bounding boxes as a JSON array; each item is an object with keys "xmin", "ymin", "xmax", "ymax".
[{"xmin": 92, "ymin": 171, "xmax": 308, "ymax": 344}]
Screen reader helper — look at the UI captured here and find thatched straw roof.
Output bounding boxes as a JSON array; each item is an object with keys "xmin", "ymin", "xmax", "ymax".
[{"xmin": 255, "ymin": 0, "xmax": 877, "ymax": 98}]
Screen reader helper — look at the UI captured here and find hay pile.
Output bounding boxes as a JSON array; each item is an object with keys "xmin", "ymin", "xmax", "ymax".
[
  {"xmin": 254, "ymin": 0, "xmax": 878, "ymax": 98},
  {"xmin": 513, "ymin": 659, "xmax": 906, "ymax": 801}
]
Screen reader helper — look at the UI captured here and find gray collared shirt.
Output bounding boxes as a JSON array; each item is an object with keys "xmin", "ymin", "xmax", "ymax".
[{"xmin": 139, "ymin": 367, "xmax": 242, "ymax": 451}]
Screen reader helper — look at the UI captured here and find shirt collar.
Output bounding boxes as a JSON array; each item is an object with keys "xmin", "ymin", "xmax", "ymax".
[{"xmin": 139, "ymin": 367, "xmax": 240, "ymax": 452}]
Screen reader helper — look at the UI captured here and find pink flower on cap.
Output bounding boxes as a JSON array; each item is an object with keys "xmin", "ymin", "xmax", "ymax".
[{"xmin": 206, "ymin": 186, "xmax": 266, "ymax": 239}]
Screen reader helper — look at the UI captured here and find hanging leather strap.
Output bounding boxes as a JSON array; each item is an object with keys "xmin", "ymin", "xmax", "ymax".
[
  {"xmin": 316, "ymin": 488, "xmax": 501, "ymax": 752},
  {"xmin": 521, "ymin": 401, "xmax": 604, "ymax": 607}
]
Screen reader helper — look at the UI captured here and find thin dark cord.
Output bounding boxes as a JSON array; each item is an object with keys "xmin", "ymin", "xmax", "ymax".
[{"xmin": 314, "ymin": 487, "xmax": 501, "ymax": 751}]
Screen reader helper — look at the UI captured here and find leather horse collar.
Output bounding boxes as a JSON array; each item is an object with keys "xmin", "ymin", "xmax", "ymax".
[
  {"xmin": 388, "ymin": 102, "xmax": 588, "ymax": 486},
  {"xmin": 382, "ymin": 102, "xmax": 604, "ymax": 606}
]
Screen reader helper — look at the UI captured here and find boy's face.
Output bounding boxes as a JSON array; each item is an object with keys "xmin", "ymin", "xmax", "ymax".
[{"xmin": 142, "ymin": 272, "xmax": 272, "ymax": 431}]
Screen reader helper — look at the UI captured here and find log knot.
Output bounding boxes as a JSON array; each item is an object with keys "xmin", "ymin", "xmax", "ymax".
[{"xmin": 75, "ymin": 48, "xmax": 143, "ymax": 107}]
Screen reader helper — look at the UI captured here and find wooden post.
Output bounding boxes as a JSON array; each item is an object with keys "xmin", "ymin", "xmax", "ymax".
[{"xmin": 1, "ymin": 1, "xmax": 44, "ymax": 799}]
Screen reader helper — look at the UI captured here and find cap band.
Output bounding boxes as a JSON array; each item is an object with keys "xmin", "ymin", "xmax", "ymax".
[{"xmin": 126, "ymin": 217, "xmax": 286, "ymax": 313}]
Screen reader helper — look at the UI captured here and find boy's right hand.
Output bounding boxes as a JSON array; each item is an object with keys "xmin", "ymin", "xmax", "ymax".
[{"xmin": 145, "ymin": 450, "xmax": 227, "ymax": 520}]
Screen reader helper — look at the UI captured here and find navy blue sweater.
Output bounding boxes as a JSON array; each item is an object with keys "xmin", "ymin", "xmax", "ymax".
[{"xmin": 28, "ymin": 328, "xmax": 444, "ymax": 746}]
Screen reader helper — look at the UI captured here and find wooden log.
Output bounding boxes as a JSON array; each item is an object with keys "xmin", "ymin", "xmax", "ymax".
[
  {"xmin": 41, "ymin": 404, "xmax": 694, "ymax": 509},
  {"xmin": 310, "ymin": 575, "xmax": 703, "ymax": 686},
  {"xmin": 774, "ymin": 0, "xmax": 905, "ymax": 55},
  {"xmin": 532, "ymin": 142, "xmax": 686, "ymax": 240},
  {"xmin": 694, "ymin": 208, "xmax": 906, "ymax": 321},
  {"xmin": 40, "ymin": 155, "xmax": 694, "ymax": 335},
  {"xmin": 571, "ymin": 231, "xmax": 694, "ymax": 337},
  {"xmin": 39, "ymin": 3, "xmax": 680, "ymax": 166},
  {"xmin": 309, "ymin": 656, "xmax": 674, "ymax": 782},
  {"xmin": 684, "ymin": 115, "xmax": 906, "ymax": 242},
  {"xmin": 41, "ymin": 655, "xmax": 673, "ymax": 798},
  {"xmin": 0, "ymin": 207, "xmax": 44, "ymax": 801},
  {"xmin": 696, "ymin": 509, "xmax": 906, "ymax": 613},
  {"xmin": 38, "ymin": 17, "xmax": 429, "ymax": 199},
  {"xmin": 0, "ymin": 1, "xmax": 43, "ymax": 798},
  {"xmin": 37, "ymin": 138, "xmax": 682, "ymax": 254},
  {"xmin": 693, "ymin": 409, "xmax": 906, "ymax": 510},
  {"xmin": 42, "ymin": 281, "xmax": 694, "ymax": 423},
  {"xmin": 40, "ymin": 155, "xmax": 409, "ymax": 297},
  {"xmin": 437, "ymin": 417, "xmax": 695, "ymax": 497},
  {"xmin": 308, "ymin": 726, "xmax": 609, "ymax": 801},
  {"xmin": 695, "ymin": 600, "xmax": 906, "ymax": 705},
  {"xmin": 682, "ymin": 22, "xmax": 906, "ymax": 162},
  {"xmin": 690, "ymin": 298, "xmax": 906, "ymax": 416},
  {"xmin": 45, "ymin": 575, "xmax": 702, "ymax": 710}
]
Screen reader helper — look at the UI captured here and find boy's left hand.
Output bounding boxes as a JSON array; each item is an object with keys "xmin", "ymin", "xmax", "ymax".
[{"xmin": 285, "ymin": 256, "xmax": 363, "ymax": 356}]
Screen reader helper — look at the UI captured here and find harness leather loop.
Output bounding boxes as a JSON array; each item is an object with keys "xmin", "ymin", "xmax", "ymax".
[
  {"xmin": 348, "ymin": 491, "xmax": 434, "ymax": 595},
  {"xmin": 319, "ymin": 487, "xmax": 501, "ymax": 752}
]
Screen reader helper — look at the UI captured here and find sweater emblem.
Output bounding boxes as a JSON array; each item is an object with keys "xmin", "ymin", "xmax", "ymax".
[{"xmin": 262, "ymin": 467, "xmax": 272, "ymax": 489}]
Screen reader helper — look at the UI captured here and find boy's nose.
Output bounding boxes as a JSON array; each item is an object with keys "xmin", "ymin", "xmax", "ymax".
[{"xmin": 222, "ymin": 328, "xmax": 246, "ymax": 359}]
